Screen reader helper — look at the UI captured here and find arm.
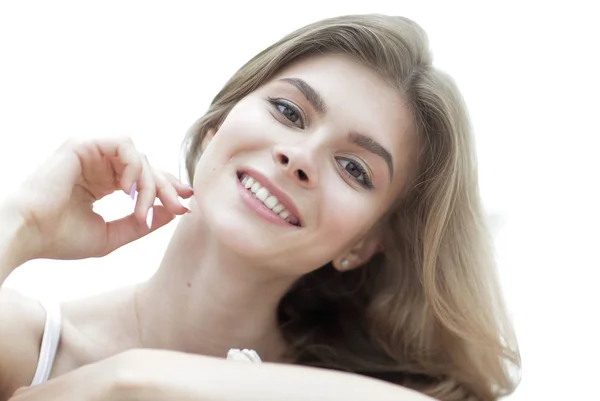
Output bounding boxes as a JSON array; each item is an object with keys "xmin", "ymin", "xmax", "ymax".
[
  {"xmin": 0, "ymin": 203, "xmax": 49, "ymax": 401},
  {"xmin": 0, "ymin": 201, "xmax": 31, "ymax": 285},
  {"xmin": 117, "ymin": 349, "xmax": 437, "ymax": 401}
]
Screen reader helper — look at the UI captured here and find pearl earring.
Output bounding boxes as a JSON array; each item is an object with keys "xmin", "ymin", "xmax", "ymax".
[{"xmin": 340, "ymin": 259, "xmax": 350, "ymax": 270}]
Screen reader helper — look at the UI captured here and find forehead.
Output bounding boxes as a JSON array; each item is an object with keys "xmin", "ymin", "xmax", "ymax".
[
  {"xmin": 273, "ymin": 53, "xmax": 401, "ymax": 108},
  {"xmin": 267, "ymin": 53, "xmax": 418, "ymax": 191}
]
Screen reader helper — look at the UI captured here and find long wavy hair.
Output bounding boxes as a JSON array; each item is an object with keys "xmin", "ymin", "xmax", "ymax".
[{"xmin": 182, "ymin": 14, "xmax": 520, "ymax": 401}]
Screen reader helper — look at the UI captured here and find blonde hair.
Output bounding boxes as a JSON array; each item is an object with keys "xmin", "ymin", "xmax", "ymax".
[{"xmin": 183, "ymin": 14, "xmax": 520, "ymax": 401}]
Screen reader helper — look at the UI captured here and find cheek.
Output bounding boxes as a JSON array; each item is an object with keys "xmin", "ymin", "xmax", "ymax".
[
  {"xmin": 216, "ymin": 99, "xmax": 275, "ymax": 145},
  {"xmin": 192, "ymin": 104, "xmax": 270, "ymax": 178},
  {"xmin": 319, "ymin": 189, "xmax": 377, "ymax": 247}
]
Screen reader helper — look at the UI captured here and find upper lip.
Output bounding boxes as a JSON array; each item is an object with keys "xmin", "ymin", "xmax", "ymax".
[{"xmin": 238, "ymin": 168, "xmax": 304, "ymax": 227}]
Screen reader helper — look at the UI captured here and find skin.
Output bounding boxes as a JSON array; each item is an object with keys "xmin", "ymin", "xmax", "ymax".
[{"xmin": 0, "ymin": 53, "xmax": 419, "ymax": 397}]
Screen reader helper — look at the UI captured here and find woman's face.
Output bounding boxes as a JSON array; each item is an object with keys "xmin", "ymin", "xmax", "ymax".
[{"xmin": 193, "ymin": 53, "xmax": 417, "ymax": 275}]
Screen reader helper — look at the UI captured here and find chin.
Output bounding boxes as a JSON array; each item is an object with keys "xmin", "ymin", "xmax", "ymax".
[
  {"xmin": 194, "ymin": 184, "xmax": 279, "ymax": 256},
  {"xmin": 198, "ymin": 206, "xmax": 331, "ymax": 275},
  {"xmin": 215, "ymin": 211, "xmax": 276, "ymax": 254}
]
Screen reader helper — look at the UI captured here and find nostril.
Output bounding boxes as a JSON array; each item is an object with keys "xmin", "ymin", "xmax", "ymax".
[
  {"xmin": 279, "ymin": 154, "xmax": 289, "ymax": 165},
  {"xmin": 297, "ymin": 170, "xmax": 308, "ymax": 181}
]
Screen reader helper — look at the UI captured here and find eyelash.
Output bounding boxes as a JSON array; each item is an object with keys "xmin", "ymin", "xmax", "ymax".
[
  {"xmin": 267, "ymin": 97, "xmax": 374, "ymax": 190},
  {"xmin": 268, "ymin": 98, "xmax": 305, "ymax": 129},
  {"xmin": 337, "ymin": 158, "xmax": 374, "ymax": 189}
]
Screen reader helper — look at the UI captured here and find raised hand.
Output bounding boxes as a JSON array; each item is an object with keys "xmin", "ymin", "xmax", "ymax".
[{"xmin": 5, "ymin": 137, "xmax": 193, "ymax": 262}]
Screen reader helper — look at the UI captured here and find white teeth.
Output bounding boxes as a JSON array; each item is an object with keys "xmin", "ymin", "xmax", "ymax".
[
  {"xmin": 256, "ymin": 188, "xmax": 269, "ymax": 201},
  {"xmin": 264, "ymin": 195, "xmax": 278, "ymax": 209},
  {"xmin": 239, "ymin": 173, "xmax": 299, "ymax": 226}
]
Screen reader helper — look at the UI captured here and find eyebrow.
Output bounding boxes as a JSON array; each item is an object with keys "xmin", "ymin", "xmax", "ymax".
[
  {"xmin": 279, "ymin": 77, "xmax": 394, "ymax": 181},
  {"xmin": 278, "ymin": 77, "xmax": 327, "ymax": 116},
  {"xmin": 349, "ymin": 132, "xmax": 394, "ymax": 181}
]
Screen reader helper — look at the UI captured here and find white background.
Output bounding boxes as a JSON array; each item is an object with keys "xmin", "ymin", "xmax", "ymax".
[{"xmin": 1, "ymin": 1, "xmax": 598, "ymax": 400}]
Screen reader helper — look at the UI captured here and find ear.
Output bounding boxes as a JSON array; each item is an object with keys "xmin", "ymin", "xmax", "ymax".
[
  {"xmin": 333, "ymin": 231, "xmax": 385, "ymax": 272},
  {"xmin": 201, "ymin": 127, "xmax": 217, "ymax": 152}
]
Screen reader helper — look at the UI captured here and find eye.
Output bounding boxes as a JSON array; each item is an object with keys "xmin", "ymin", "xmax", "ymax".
[
  {"xmin": 337, "ymin": 158, "xmax": 374, "ymax": 189},
  {"xmin": 268, "ymin": 98, "xmax": 305, "ymax": 128}
]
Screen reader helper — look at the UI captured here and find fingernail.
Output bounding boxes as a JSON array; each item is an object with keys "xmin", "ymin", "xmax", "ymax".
[
  {"xmin": 178, "ymin": 196, "xmax": 191, "ymax": 212},
  {"xmin": 185, "ymin": 184, "xmax": 194, "ymax": 192},
  {"xmin": 132, "ymin": 191, "xmax": 138, "ymax": 215},
  {"xmin": 146, "ymin": 207, "xmax": 154, "ymax": 229},
  {"xmin": 129, "ymin": 182, "xmax": 137, "ymax": 199}
]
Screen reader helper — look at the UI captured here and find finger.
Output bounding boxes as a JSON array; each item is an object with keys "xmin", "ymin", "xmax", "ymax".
[
  {"xmin": 76, "ymin": 140, "xmax": 112, "ymax": 197},
  {"xmin": 133, "ymin": 154, "xmax": 157, "ymax": 227},
  {"xmin": 94, "ymin": 137, "xmax": 143, "ymax": 194},
  {"xmin": 163, "ymin": 172, "xmax": 194, "ymax": 198},
  {"xmin": 103, "ymin": 205, "xmax": 176, "ymax": 255},
  {"xmin": 153, "ymin": 170, "xmax": 190, "ymax": 215},
  {"xmin": 28, "ymin": 139, "xmax": 83, "ymax": 194}
]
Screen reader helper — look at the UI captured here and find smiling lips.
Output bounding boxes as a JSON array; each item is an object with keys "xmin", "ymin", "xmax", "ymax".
[{"xmin": 238, "ymin": 172, "xmax": 301, "ymax": 226}]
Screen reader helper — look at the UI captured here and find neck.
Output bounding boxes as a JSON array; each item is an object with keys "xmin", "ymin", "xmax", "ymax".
[{"xmin": 134, "ymin": 209, "xmax": 295, "ymax": 362}]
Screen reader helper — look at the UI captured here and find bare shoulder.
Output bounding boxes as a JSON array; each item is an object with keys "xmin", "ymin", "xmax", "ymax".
[{"xmin": 0, "ymin": 287, "xmax": 45, "ymax": 400}]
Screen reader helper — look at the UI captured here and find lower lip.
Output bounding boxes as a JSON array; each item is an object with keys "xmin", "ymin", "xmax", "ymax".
[{"xmin": 236, "ymin": 177, "xmax": 295, "ymax": 227}]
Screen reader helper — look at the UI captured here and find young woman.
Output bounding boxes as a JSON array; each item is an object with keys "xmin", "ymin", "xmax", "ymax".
[{"xmin": 0, "ymin": 14, "xmax": 520, "ymax": 401}]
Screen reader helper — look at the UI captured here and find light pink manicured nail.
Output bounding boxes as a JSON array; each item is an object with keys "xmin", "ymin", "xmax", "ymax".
[
  {"xmin": 129, "ymin": 182, "xmax": 137, "ymax": 199},
  {"xmin": 146, "ymin": 207, "xmax": 154, "ymax": 229},
  {"xmin": 132, "ymin": 191, "xmax": 138, "ymax": 215}
]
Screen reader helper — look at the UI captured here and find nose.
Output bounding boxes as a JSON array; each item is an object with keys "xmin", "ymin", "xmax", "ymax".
[{"xmin": 273, "ymin": 144, "xmax": 318, "ymax": 189}]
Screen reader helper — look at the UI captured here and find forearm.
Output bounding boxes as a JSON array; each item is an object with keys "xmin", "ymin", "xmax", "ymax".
[
  {"xmin": 0, "ymin": 202, "xmax": 30, "ymax": 285},
  {"xmin": 121, "ymin": 349, "xmax": 436, "ymax": 401}
]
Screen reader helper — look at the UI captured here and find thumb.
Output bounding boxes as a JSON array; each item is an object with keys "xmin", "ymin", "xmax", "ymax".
[{"xmin": 103, "ymin": 205, "xmax": 176, "ymax": 255}]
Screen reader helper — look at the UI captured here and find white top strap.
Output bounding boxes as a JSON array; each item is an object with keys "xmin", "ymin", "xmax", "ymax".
[{"xmin": 30, "ymin": 298, "xmax": 62, "ymax": 386}]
